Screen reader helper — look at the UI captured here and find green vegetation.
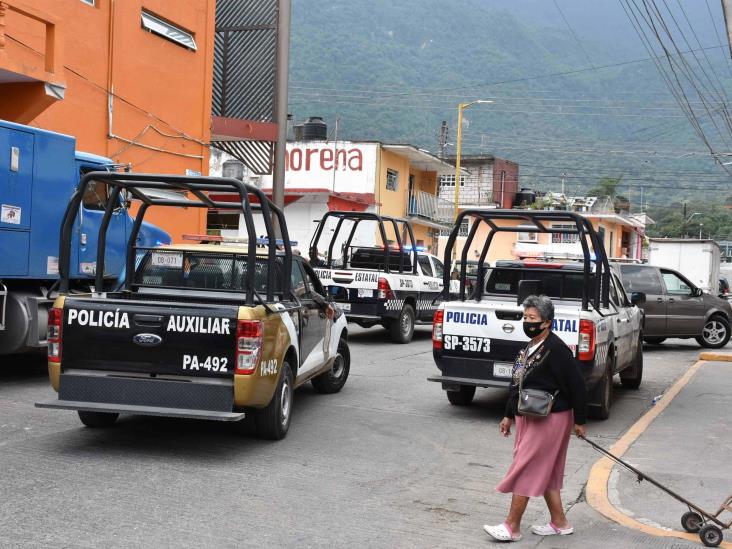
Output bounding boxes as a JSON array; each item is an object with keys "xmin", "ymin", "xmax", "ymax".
[{"xmin": 289, "ymin": 0, "xmax": 732, "ymax": 234}]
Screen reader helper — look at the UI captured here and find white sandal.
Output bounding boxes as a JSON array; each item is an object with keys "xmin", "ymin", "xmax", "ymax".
[
  {"xmin": 483, "ymin": 523, "xmax": 523, "ymax": 542},
  {"xmin": 531, "ymin": 522, "xmax": 574, "ymax": 536}
]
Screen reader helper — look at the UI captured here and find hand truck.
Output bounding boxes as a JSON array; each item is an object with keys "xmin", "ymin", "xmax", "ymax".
[{"xmin": 583, "ymin": 436, "xmax": 731, "ymax": 547}]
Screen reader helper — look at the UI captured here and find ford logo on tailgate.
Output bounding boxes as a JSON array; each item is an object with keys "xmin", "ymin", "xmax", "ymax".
[{"xmin": 133, "ymin": 333, "xmax": 162, "ymax": 347}]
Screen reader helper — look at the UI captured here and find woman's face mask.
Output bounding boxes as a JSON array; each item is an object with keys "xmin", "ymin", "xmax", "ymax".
[
  {"xmin": 523, "ymin": 307, "xmax": 549, "ymax": 338},
  {"xmin": 522, "ymin": 321, "xmax": 546, "ymax": 338}
]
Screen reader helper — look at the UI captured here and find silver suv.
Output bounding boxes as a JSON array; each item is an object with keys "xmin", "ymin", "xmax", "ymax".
[{"xmin": 616, "ymin": 263, "xmax": 732, "ymax": 348}]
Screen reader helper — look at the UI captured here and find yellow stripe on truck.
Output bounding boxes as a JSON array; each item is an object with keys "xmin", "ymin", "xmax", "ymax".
[{"xmin": 233, "ymin": 305, "xmax": 291, "ymax": 408}]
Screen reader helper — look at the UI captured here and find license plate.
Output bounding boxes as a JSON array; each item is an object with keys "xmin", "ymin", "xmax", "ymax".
[
  {"xmin": 357, "ymin": 288, "xmax": 372, "ymax": 298},
  {"xmin": 338, "ymin": 303, "xmax": 351, "ymax": 312},
  {"xmin": 151, "ymin": 251, "xmax": 183, "ymax": 268},
  {"xmin": 493, "ymin": 362, "xmax": 513, "ymax": 378}
]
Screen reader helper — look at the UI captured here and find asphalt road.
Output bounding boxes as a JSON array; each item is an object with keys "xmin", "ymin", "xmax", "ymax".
[{"xmin": 0, "ymin": 329, "xmax": 712, "ymax": 548}]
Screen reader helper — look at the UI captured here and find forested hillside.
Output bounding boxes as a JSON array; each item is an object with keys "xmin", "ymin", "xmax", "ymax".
[{"xmin": 289, "ymin": 0, "xmax": 732, "ymax": 237}]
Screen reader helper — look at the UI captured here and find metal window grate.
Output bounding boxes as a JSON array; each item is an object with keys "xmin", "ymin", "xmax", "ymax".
[{"xmin": 141, "ymin": 11, "xmax": 197, "ymax": 51}]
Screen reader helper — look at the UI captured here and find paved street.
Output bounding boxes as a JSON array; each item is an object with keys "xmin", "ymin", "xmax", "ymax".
[{"xmin": 0, "ymin": 327, "xmax": 725, "ymax": 548}]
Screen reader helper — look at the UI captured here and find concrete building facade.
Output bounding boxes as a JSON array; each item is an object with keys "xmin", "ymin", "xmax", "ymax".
[{"xmin": 0, "ymin": 0, "xmax": 216, "ymax": 241}]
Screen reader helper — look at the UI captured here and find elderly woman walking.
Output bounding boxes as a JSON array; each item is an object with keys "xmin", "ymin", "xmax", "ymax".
[{"xmin": 484, "ymin": 295, "xmax": 587, "ymax": 543}]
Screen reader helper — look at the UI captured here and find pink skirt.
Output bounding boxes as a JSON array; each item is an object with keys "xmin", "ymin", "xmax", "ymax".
[{"xmin": 496, "ymin": 410, "xmax": 573, "ymax": 497}]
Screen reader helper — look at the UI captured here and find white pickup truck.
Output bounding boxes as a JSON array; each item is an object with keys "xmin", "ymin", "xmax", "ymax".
[
  {"xmin": 429, "ymin": 210, "xmax": 645, "ymax": 420},
  {"xmin": 310, "ymin": 212, "xmax": 443, "ymax": 343}
]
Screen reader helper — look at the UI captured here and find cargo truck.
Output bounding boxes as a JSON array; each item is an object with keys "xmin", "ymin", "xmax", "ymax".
[{"xmin": 0, "ymin": 119, "xmax": 170, "ymax": 356}]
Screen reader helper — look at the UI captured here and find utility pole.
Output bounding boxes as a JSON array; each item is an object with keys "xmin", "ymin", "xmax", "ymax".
[
  {"xmin": 560, "ymin": 172, "xmax": 566, "ymax": 196},
  {"xmin": 272, "ymin": 0, "xmax": 292, "ymax": 235},
  {"xmin": 683, "ymin": 202, "xmax": 687, "ymax": 237},
  {"xmin": 438, "ymin": 121, "xmax": 448, "ymax": 159},
  {"xmin": 331, "ymin": 115, "xmax": 339, "ymax": 192}
]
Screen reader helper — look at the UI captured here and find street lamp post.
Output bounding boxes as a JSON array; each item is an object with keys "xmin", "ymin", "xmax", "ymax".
[{"xmin": 454, "ymin": 100, "xmax": 493, "ymax": 220}]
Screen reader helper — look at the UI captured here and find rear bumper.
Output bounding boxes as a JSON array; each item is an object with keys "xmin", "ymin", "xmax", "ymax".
[
  {"xmin": 35, "ymin": 400, "xmax": 245, "ymax": 422},
  {"xmin": 35, "ymin": 372, "xmax": 244, "ymax": 422},
  {"xmin": 427, "ymin": 374, "xmax": 510, "ymax": 389}
]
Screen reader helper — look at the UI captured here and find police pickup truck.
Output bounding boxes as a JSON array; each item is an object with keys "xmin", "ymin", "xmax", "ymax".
[
  {"xmin": 36, "ymin": 173, "xmax": 349, "ymax": 440},
  {"xmin": 309, "ymin": 211, "xmax": 444, "ymax": 343},
  {"xmin": 429, "ymin": 210, "xmax": 645, "ymax": 420}
]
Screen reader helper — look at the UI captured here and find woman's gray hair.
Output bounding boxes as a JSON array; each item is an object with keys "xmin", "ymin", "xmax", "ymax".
[{"xmin": 522, "ymin": 294, "xmax": 555, "ymax": 321}]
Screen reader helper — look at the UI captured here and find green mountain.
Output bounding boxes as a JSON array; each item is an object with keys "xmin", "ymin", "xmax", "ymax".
[{"xmin": 289, "ymin": 0, "xmax": 732, "ymax": 237}]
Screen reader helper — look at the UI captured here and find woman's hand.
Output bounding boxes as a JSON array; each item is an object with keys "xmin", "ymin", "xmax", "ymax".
[
  {"xmin": 499, "ymin": 417, "xmax": 513, "ymax": 437},
  {"xmin": 574, "ymin": 424, "xmax": 586, "ymax": 438}
]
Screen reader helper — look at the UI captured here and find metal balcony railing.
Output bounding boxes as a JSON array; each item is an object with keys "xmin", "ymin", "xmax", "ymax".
[{"xmin": 407, "ymin": 190, "xmax": 454, "ymax": 225}]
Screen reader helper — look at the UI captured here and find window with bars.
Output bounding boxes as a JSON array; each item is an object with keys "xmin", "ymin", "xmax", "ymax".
[
  {"xmin": 439, "ymin": 174, "xmax": 465, "ymax": 187},
  {"xmin": 386, "ymin": 169, "xmax": 399, "ymax": 191},
  {"xmin": 551, "ymin": 224, "xmax": 580, "ymax": 244}
]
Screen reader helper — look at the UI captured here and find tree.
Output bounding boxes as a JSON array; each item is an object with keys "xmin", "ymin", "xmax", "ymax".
[{"xmin": 587, "ymin": 176, "xmax": 623, "ymax": 199}]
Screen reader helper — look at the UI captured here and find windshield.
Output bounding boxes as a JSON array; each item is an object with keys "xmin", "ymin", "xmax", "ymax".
[
  {"xmin": 134, "ymin": 249, "xmax": 284, "ymax": 294},
  {"xmin": 484, "ymin": 267, "xmax": 591, "ymax": 300}
]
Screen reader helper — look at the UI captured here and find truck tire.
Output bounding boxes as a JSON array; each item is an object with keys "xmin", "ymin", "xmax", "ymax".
[
  {"xmin": 390, "ymin": 304, "xmax": 415, "ymax": 344},
  {"xmin": 312, "ymin": 339, "xmax": 350, "ymax": 394},
  {"xmin": 620, "ymin": 338, "xmax": 643, "ymax": 390},
  {"xmin": 255, "ymin": 361, "xmax": 294, "ymax": 440},
  {"xmin": 643, "ymin": 337, "xmax": 666, "ymax": 345},
  {"xmin": 77, "ymin": 410, "xmax": 118, "ymax": 428},
  {"xmin": 446, "ymin": 385, "xmax": 476, "ymax": 406},
  {"xmin": 696, "ymin": 315, "xmax": 731, "ymax": 348},
  {"xmin": 589, "ymin": 357, "xmax": 613, "ymax": 420}
]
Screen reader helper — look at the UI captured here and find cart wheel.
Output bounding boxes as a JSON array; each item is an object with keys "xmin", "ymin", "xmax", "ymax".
[
  {"xmin": 699, "ymin": 524, "xmax": 723, "ymax": 547},
  {"xmin": 680, "ymin": 511, "xmax": 703, "ymax": 533}
]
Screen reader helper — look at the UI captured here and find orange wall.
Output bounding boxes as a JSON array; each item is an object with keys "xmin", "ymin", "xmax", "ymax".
[{"xmin": 2, "ymin": 0, "xmax": 215, "ymax": 242}]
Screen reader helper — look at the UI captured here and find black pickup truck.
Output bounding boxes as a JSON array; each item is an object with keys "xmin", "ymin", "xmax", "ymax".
[{"xmin": 36, "ymin": 173, "xmax": 350, "ymax": 440}]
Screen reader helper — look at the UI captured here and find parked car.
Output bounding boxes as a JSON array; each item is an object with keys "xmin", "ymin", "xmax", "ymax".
[{"xmin": 616, "ymin": 263, "xmax": 732, "ymax": 348}]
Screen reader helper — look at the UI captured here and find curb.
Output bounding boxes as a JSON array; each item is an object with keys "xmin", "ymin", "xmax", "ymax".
[
  {"xmin": 699, "ymin": 352, "xmax": 732, "ymax": 362},
  {"xmin": 585, "ymin": 358, "xmax": 732, "ymax": 548}
]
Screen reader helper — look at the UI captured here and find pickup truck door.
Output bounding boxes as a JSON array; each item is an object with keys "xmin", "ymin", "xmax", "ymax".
[
  {"xmin": 610, "ymin": 274, "xmax": 634, "ymax": 369},
  {"xmin": 619, "ymin": 264, "xmax": 667, "ymax": 336},
  {"xmin": 298, "ymin": 262, "xmax": 329, "ymax": 375},
  {"xmin": 417, "ymin": 256, "xmax": 442, "ymax": 320},
  {"xmin": 660, "ymin": 269, "xmax": 705, "ymax": 335},
  {"xmin": 77, "ymin": 175, "xmax": 128, "ymax": 280}
]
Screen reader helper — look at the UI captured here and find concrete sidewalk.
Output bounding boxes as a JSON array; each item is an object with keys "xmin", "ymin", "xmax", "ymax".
[
  {"xmin": 606, "ymin": 358, "xmax": 732, "ymax": 546},
  {"xmin": 530, "ymin": 357, "xmax": 732, "ymax": 548}
]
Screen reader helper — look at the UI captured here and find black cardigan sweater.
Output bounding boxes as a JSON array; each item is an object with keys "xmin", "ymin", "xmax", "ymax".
[{"xmin": 504, "ymin": 331, "xmax": 588, "ymax": 425}]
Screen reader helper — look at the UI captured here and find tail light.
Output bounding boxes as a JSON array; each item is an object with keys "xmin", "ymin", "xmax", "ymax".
[
  {"xmin": 377, "ymin": 277, "xmax": 394, "ymax": 299},
  {"xmin": 432, "ymin": 309, "xmax": 444, "ymax": 349},
  {"xmin": 235, "ymin": 320, "xmax": 263, "ymax": 374},
  {"xmin": 577, "ymin": 319, "xmax": 596, "ymax": 361},
  {"xmin": 48, "ymin": 307, "xmax": 63, "ymax": 363}
]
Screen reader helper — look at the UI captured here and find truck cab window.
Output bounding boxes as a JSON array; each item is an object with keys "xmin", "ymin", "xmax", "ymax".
[
  {"xmin": 432, "ymin": 258, "xmax": 444, "ymax": 278},
  {"xmin": 291, "ymin": 262, "xmax": 307, "ymax": 299},
  {"xmin": 302, "ymin": 264, "xmax": 326, "ymax": 298},
  {"xmin": 418, "ymin": 256, "xmax": 433, "ymax": 277}
]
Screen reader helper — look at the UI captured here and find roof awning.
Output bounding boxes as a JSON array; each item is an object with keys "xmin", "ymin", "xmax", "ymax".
[{"xmin": 382, "ymin": 144, "xmax": 467, "ymax": 175}]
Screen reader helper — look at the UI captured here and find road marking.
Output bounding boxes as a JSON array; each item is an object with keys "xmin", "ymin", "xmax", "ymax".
[{"xmin": 586, "ymin": 358, "xmax": 732, "ymax": 548}]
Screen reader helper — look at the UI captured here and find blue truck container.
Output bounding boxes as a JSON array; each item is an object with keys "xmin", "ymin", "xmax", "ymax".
[{"xmin": 0, "ymin": 119, "xmax": 170, "ymax": 355}]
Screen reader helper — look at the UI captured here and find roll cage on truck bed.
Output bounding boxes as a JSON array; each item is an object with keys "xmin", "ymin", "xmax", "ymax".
[
  {"xmin": 37, "ymin": 172, "xmax": 350, "ymax": 440},
  {"xmin": 431, "ymin": 209, "xmax": 644, "ymax": 420},
  {"xmin": 309, "ymin": 211, "xmax": 445, "ymax": 343}
]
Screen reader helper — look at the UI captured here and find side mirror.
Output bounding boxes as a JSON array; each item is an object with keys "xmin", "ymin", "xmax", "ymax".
[
  {"xmin": 630, "ymin": 291, "xmax": 646, "ymax": 306},
  {"xmin": 693, "ymin": 288, "xmax": 704, "ymax": 297}
]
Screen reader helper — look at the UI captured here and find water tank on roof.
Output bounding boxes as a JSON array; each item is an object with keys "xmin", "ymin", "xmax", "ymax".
[
  {"xmin": 514, "ymin": 188, "xmax": 536, "ymax": 208},
  {"xmin": 222, "ymin": 158, "xmax": 245, "ymax": 180},
  {"xmin": 302, "ymin": 117, "xmax": 327, "ymax": 140}
]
